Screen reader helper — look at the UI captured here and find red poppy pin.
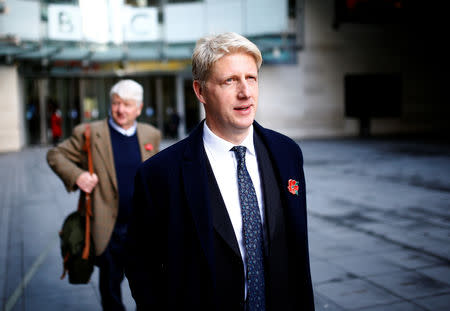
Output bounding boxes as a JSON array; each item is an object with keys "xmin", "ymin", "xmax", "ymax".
[
  {"xmin": 287, "ymin": 179, "xmax": 299, "ymax": 195},
  {"xmin": 144, "ymin": 143, "xmax": 154, "ymax": 151}
]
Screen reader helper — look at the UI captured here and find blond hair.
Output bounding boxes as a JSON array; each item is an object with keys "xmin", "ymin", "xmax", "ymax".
[{"xmin": 192, "ymin": 32, "xmax": 262, "ymax": 82}]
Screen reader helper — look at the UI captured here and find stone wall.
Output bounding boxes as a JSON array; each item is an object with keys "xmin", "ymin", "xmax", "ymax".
[{"xmin": 257, "ymin": 0, "xmax": 449, "ymax": 139}]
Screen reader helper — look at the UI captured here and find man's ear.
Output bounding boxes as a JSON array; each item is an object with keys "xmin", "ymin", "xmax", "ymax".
[
  {"xmin": 136, "ymin": 101, "xmax": 143, "ymax": 117},
  {"xmin": 193, "ymin": 80, "xmax": 206, "ymax": 104}
]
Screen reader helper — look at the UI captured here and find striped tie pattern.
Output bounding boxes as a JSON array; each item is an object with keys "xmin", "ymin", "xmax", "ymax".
[{"xmin": 232, "ymin": 146, "xmax": 266, "ymax": 311}]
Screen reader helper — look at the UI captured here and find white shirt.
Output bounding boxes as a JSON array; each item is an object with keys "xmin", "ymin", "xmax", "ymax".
[
  {"xmin": 202, "ymin": 122, "xmax": 265, "ymax": 297},
  {"xmin": 108, "ymin": 117, "xmax": 137, "ymax": 137}
]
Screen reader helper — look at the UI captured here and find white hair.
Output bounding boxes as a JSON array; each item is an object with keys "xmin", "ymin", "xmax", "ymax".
[{"xmin": 109, "ymin": 79, "xmax": 143, "ymax": 106}]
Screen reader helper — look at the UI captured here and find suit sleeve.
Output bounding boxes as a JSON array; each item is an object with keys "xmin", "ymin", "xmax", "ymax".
[
  {"xmin": 46, "ymin": 124, "xmax": 87, "ymax": 192},
  {"xmin": 125, "ymin": 165, "xmax": 166, "ymax": 309},
  {"xmin": 294, "ymin": 144, "xmax": 315, "ymax": 311}
]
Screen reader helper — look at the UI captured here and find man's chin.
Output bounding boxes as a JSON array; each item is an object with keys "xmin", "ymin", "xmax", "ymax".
[
  {"xmin": 113, "ymin": 119, "xmax": 126, "ymax": 127},
  {"xmin": 235, "ymin": 117, "xmax": 255, "ymax": 129}
]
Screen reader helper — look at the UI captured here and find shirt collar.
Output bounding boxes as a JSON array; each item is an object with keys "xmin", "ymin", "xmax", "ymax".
[
  {"xmin": 203, "ymin": 122, "xmax": 255, "ymax": 157},
  {"xmin": 108, "ymin": 117, "xmax": 137, "ymax": 137}
]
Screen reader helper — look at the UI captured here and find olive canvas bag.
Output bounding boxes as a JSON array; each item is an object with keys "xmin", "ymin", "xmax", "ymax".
[{"xmin": 59, "ymin": 124, "xmax": 95, "ymax": 284}]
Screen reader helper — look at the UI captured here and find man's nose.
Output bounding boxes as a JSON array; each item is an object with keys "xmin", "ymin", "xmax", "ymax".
[
  {"xmin": 237, "ymin": 81, "xmax": 251, "ymax": 98},
  {"xmin": 117, "ymin": 103, "xmax": 125, "ymax": 113}
]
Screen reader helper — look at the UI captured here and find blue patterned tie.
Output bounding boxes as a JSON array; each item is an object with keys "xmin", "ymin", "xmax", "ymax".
[{"xmin": 232, "ymin": 146, "xmax": 266, "ymax": 311}]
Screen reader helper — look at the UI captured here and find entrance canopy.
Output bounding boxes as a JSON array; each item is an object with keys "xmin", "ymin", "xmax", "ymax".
[{"xmin": 0, "ymin": 0, "xmax": 302, "ymax": 75}]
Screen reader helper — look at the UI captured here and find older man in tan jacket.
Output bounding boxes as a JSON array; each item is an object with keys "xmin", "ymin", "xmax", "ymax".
[{"xmin": 47, "ymin": 79, "xmax": 161, "ymax": 311}]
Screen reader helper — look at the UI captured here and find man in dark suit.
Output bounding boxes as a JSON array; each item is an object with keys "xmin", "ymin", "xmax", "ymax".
[{"xmin": 125, "ymin": 32, "xmax": 314, "ymax": 311}]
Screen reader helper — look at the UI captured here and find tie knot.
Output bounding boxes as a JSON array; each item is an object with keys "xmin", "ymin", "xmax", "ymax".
[{"xmin": 231, "ymin": 146, "xmax": 247, "ymax": 164}]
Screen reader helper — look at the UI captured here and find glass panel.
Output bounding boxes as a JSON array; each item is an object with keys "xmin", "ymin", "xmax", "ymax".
[
  {"xmin": 184, "ymin": 79, "xmax": 200, "ymax": 134},
  {"xmin": 206, "ymin": 0, "xmax": 242, "ymax": 35},
  {"xmin": 125, "ymin": 0, "xmax": 160, "ymax": 7},
  {"xmin": 162, "ymin": 76, "xmax": 177, "ymax": 138},
  {"xmin": 167, "ymin": 0, "xmax": 203, "ymax": 3},
  {"xmin": 0, "ymin": 0, "xmax": 41, "ymax": 40},
  {"xmin": 64, "ymin": 78, "xmax": 81, "ymax": 137},
  {"xmin": 80, "ymin": 78, "xmax": 109, "ymax": 122},
  {"xmin": 47, "ymin": 4, "xmax": 83, "ymax": 41},
  {"xmin": 135, "ymin": 77, "xmax": 158, "ymax": 127},
  {"xmin": 165, "ymin": 3, "xmax": 205, "ymax": 43},
  {"xmin": 24, "ymin": 79, "xmax": 42, "ymax": 145},
  {"xmin": 245, "ymin": 0, "xmax": 288, "ymax": 35}
]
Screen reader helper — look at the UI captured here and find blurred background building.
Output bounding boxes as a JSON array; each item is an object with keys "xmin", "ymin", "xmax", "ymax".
[{"xmin": 0, "ymin": 0, "xmax": 448, "ymax": 152}]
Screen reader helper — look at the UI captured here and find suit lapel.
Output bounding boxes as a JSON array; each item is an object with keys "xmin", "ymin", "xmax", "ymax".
[
  {"xmin": 254, "ymin": 132, "xmax": 283, "ymax": 254},
  {"xmin": 181, "ymin": 122, "xmax": 216, "ymax": 276},
  {"xmin": 205, "ymin": 158, "xmax": 241, "ymax": 258},
  {"xmin": 93, "ymin": 120, "xmax": 118, "ymax": 193},
  {"xmin": 253, "ymin": 127, "xmax": 292, "ymax": 308},
  {"xmin": 253, "ymin": 122, "xmax": 304, "ymax": 237}
]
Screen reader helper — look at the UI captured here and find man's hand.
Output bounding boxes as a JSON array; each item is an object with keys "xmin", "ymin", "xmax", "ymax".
[{"xmin": 76, "ymin": 172, "xmax": 99, "ymax": 193}]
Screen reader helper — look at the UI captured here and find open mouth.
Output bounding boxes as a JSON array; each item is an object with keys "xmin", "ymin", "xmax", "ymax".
[{"xmin": 234, "ymin": 105, "xmax": 251, "ymax": 111}]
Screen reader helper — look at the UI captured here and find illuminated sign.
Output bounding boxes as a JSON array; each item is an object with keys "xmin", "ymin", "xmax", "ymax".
[
  {"xmin": 124, "ymin": 7, "xmax": 159, "ymax": 42},
  {"xmin": 48, "ymin": 5, "xmax": 82, "ymax": 41}
]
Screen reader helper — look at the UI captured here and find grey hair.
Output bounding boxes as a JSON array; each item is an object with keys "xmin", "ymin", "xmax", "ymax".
[
  {"xmin": 109, "ymin": 79, "xmax": 143, "ymax": 107},
  {"xmin": 192, "ymin": 32, "xmax": 262, "ymax": 82}
]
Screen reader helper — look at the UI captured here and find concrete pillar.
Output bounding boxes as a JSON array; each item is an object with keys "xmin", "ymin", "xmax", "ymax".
[{"xmin": 0, "ymin": 66, "xmax": 25, "ymax": 152}]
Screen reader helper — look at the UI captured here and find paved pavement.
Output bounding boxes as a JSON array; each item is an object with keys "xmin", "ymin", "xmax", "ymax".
[{"xmin": 1, "ymin": 138, "xmax": 449, "ymax": 311}]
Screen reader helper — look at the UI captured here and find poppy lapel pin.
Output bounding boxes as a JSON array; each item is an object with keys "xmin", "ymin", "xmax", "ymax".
[
  {"xmin": 144, "ymin": 143, "xmax": 154, "ymax": 151},
  {"xmin": 287, "ymin": 179, "xmax": 299, "ymax": 195}
]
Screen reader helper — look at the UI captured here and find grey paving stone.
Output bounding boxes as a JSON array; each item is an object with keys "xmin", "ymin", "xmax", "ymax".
[
  {"xmin": 419, "ymin": 266, "xmax": 450, "ymax": 286},
  {"xmin": 311, "ymin": 259, "xmax": 355, "ymax": 284},
  {"xmin": 357, "ymin": 222, "xmax": 405, "ymax": 238},
  {"xmin": 0, "ymin": 277, "xmax": 4, "ymax": 310},
  {"xmin": 308, "ymin": 220, "xmax": 356, "ymax": 239},
  {"xmin": 25, "ymin": 287, "xmax": 100, "ymax": 311},
  {"xmin": 314, "ymin": 291, "xmax": 346, "ymax": 311},
  {"xmin": 379, "ymin": 249, "xmax": 444, "ymax": 270},
  {"xmin": 332, "ymin": 254, "xmax": 406, "ymax": 277},
  {"xmin": 367, "ymin": 271, "xmax": 450, "ymax": 300},
  {"xmin": 397, "ymin": 234, "xmax": 450, "ymax": 261},
  {"xmin": 334, "ymin": 233, "xmax": 403, "ymax": 254},
  {"xmin": 4, "ymin": 252, "xmax": 24, "ymax": 301},
  {"xmin": 309, "ymin": 234, "xmax": 368, "ymax": 260},
  {"xmin": 315, "ymin": 279, "xmax": 401, "ymax": 310},
  {"xmin": 425, "ymin": 228, "xmax": 450, "ymax": 241},
  {"xmin": 24, "ymin": 252, "xmax": 135, "ymax": 310},
  {"xmin": 358, "ymin": 301, "xmax": 426, "ymax": 311},
  {"xmin": 25, "ymin": 253, "xmax": 93, "ymax": 299},
  {"xmin": 10, "ymin": 297, "xmax": 25, "ymax": 311},
  {"xmin": 414, "ymin": 293, "xmax": 450, "ymax": 311}
]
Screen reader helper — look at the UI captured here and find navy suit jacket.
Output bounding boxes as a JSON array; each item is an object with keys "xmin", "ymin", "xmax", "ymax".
[{"xmin": 125, "ymin": 120, "xmax": 314, "ymax": 310}]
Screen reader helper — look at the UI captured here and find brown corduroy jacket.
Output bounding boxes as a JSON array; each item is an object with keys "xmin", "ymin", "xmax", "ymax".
[{"xmin": 47, "ymin": 119, "xmax": 161, "ymax": 255}]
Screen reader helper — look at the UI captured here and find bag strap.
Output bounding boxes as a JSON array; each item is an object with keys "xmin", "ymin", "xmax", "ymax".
[
  {"xmin": 60, "ymin": 124, "xmax": 94, "ymax": 280},
  {"xmin": 81, "ymin": 124, "xmax": 93, "ymax": 260}
]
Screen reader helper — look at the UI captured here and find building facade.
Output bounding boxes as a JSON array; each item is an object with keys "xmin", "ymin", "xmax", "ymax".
[{"xmin": 0, "ymin": 0, "xmax": 448, "ymax": 152}]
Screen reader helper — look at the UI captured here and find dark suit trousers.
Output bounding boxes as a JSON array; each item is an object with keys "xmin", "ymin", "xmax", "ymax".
[{"xmin": 97, "ymin": 223, "xmax": 127, "ymax": 311}]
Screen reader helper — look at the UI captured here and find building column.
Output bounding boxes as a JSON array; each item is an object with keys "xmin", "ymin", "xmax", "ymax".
[
  {"xmin": 155, "ymin": 77, "xmax": 164, "ymax": 133},
  {"xmin": 38, "ymin": 79, "xmax": 49, "ymax": 145},
  {"xmin": 0, "ymin": 66, "xmax": 25, "ymax": 152},
  {"xmin": 175, "ymin": 75, "xmax": 186, "ymax": 138}
]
